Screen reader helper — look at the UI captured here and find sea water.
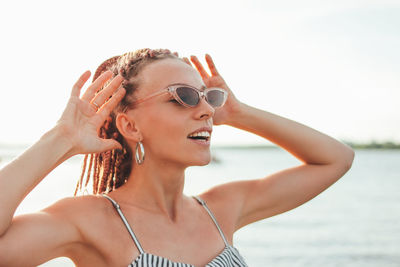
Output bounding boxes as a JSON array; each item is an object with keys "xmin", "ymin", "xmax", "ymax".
[{"xmin": 1, "ymin": 147, "xmax": 399, "ymax": 267}]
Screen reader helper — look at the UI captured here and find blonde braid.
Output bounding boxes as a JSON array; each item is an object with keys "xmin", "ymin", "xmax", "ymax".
[{"xmin": 74, "ymin": 154, "xmax": 88, "ymax": 196}]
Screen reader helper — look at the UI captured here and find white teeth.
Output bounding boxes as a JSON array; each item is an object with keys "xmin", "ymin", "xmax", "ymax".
[{"xmin": 188, "ymin": 131, "xmax": 210, "ymax": 138}]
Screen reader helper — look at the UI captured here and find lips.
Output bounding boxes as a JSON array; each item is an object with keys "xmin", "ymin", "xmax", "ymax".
[{"xmin": 187, "ymin": 126, "xmax": 212, "ymax": 141}]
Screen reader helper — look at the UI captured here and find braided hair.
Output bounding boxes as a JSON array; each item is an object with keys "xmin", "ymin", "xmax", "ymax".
[{"xmin": 74, "ymin": 48, "xmax": 180, "ymax": 195}]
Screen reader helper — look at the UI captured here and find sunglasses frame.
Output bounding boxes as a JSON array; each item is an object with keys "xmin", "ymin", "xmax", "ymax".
[{"xmin": 131, "ymin": 84, "xmax": 228, "ymax": 108}]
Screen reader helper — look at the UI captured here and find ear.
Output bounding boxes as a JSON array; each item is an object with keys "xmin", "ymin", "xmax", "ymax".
[{"xmin": 115, "ymin": 112, "xmax": 142, "ymax": 142}]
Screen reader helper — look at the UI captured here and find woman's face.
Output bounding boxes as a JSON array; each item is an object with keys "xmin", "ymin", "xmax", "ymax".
[{"xmin": 129, "ymin": 58, "xmax": 215, "ymax": 167}]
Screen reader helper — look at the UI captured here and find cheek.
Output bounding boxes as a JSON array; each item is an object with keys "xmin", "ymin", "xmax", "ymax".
[{"xmin": 140, "ymin": 107, "xmax": 187, "ymax": 149}]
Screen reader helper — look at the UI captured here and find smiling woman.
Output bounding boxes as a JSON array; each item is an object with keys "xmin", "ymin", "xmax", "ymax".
[{"xmin": 0, "ymin": 48, "xmax": 354, "ymax": 267}]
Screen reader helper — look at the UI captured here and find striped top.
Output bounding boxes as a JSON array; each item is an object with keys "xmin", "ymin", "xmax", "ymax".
[{"xmin": 102, "ymin": 195, "xmax": 248, "ymax": 267}]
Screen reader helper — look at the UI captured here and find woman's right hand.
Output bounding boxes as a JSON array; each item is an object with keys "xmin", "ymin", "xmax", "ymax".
[
  {"xmin": 56, "ymin": 70, "xmax": 126, "ymax": 156},
  {"xmin": 0, "ymin": 71, "xmax": 126, "ymax": 267}
]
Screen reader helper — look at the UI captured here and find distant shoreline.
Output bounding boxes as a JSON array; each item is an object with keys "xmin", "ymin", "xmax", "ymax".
[
  {"xmin": 213, "ymin": 141, "xmax": 400, "ymax": 150},
  {"xmin": 342, "ymin": 141, "xmax": 400, "ymax": 149},
  {"xmin": 1, "ymin": 141, "xmax": 400, "ymax": 151}
]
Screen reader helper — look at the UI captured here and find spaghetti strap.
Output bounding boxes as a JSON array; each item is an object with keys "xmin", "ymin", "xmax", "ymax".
[
  {"xmin": 102, "ymin": 194, "xmax": 145, "ymax": 254},
  {"xmin": 193, "ymin": 196, "xmax": 230, "ymax": 247}
]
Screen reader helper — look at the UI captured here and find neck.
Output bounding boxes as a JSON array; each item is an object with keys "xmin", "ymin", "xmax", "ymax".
[{"xmin": 115, "ymin": 157, "xmax": 187, "ymax": 222}]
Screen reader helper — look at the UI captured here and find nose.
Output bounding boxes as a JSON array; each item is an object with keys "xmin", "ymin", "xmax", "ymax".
[{"xmin": 196, "ymin": 95, "xmax": 215, "ymax": 119}]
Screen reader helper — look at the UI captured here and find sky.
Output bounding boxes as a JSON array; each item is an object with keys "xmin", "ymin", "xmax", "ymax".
[{"xmin": 0, "ymin": 0, "xmax": 399, "ymax": 146}]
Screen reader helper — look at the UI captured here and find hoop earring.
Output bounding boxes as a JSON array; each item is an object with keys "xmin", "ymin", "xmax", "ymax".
[{"xmin": 135, "ymin": 141, "xmax": 145, "ymax": 165}]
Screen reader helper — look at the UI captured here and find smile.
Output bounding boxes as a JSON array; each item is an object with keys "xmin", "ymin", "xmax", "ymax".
[{"xmin": 187, "ymin": 131, "xmax": 210, "ymax": 142}]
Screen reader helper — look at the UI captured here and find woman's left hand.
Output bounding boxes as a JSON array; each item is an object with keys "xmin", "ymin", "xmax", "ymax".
[{"xmin": 187, "ymin": 54, "xmax": 243, "ymax": 125}]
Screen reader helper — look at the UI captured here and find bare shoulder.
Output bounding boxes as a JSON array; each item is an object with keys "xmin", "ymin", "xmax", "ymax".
[
  {"xmin": 42, "ymin": 194, "xmax": 108, "ymax": 219},
  {"xmin": 37, "ymin": 194, "xmax": 106, "ymax": 233},
  {"xmin": 0, "ymin": 193, "xmax": 126, "ymax": 267},
  {"xmin": 42, "ymin": 194, "xmax": 121, "ymax": 265},
  {"xmin": 199, "ymin": 179, "xmax": 252, "ymax": 213},
  {"xmin": 0, "ymin": 194, "xmax": 111, "ymax": 267},
  {"xmin": 43, "ymin": 194, "xmax": 118, "ymax": 239},
  {"xmin": 198, "ymin": 180, "xmax": 251, "ymax": 241},
  {"xmin": 43, "ymin": 194, "xmax": 96, "ymax": 211}
]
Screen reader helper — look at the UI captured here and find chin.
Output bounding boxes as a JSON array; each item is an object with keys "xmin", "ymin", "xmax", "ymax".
[
  {"xmin": 198, "ymin": 158, "xmax": 212, "ymax": 166},
  {"xmin": 189, "ymin": 154, "xmax": 212, "ymax": 166}
]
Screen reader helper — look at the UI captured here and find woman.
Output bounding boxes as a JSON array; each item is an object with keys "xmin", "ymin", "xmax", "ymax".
[{"xmin": 0, "ymin": 48, "xmax": 354, "ymax": 267}]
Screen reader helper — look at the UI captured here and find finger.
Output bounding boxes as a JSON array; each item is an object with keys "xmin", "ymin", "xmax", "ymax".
[
  {"xmin": 190, "ymin": 55, "xmax": 210, "ymax": 79},
  {"xmin": 91, "ymin": 75, "xmax": 124, "ymax": 109},
  {"xmin": 96, "ymin": 87, "xmax": 126, "ymax": 121},
  {"xmin": 205, "ymin": 54, "xmax": 220, "ymax": 76},
  {"xmin": 182, "ymin": 57, "xmax": 192, "ymax": 66},
  {"xmin": 173, "ymin": 51, "xmax": 179, "ymax": 57},
  {"xmin": 81, "ymin": 71, "xmax": 113, "ymax": 102},
  {"xmin": 71, "ymin": 71, "xmax": 91, "ymax": 97}
]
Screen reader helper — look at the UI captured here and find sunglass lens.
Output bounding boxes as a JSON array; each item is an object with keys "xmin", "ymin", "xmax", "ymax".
[
  {"xmin": 206, "ymin": 90, "xmax": 225, "ymax": 107},
  {"xmin": 176, "ymin": 87, "xmax": 199, "ymax": 106}
]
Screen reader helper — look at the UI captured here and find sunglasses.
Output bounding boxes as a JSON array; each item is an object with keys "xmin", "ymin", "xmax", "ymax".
[{"xmin": 131, "ymin": 84, "xmax": 228, "ymax": 108}]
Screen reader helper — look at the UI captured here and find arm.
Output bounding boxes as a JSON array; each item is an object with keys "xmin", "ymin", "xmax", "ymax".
[
  {"xmin": 222, "ymin": 103, "xmax": 354, "ymax": 229},
  {"xmin": 0, "ymin": 71, "xmax": 125, "ymax": 266},
  {"xmin": 189, "ymin": 55, "xmax": 354, "ymax": 230},
  {"xmin": 0, "ymin": 197, "xmax": 81, "ymax": 267},
  {"xmin": 0, "ymin": 127, "xmax": 73, "ymax": 236}
]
